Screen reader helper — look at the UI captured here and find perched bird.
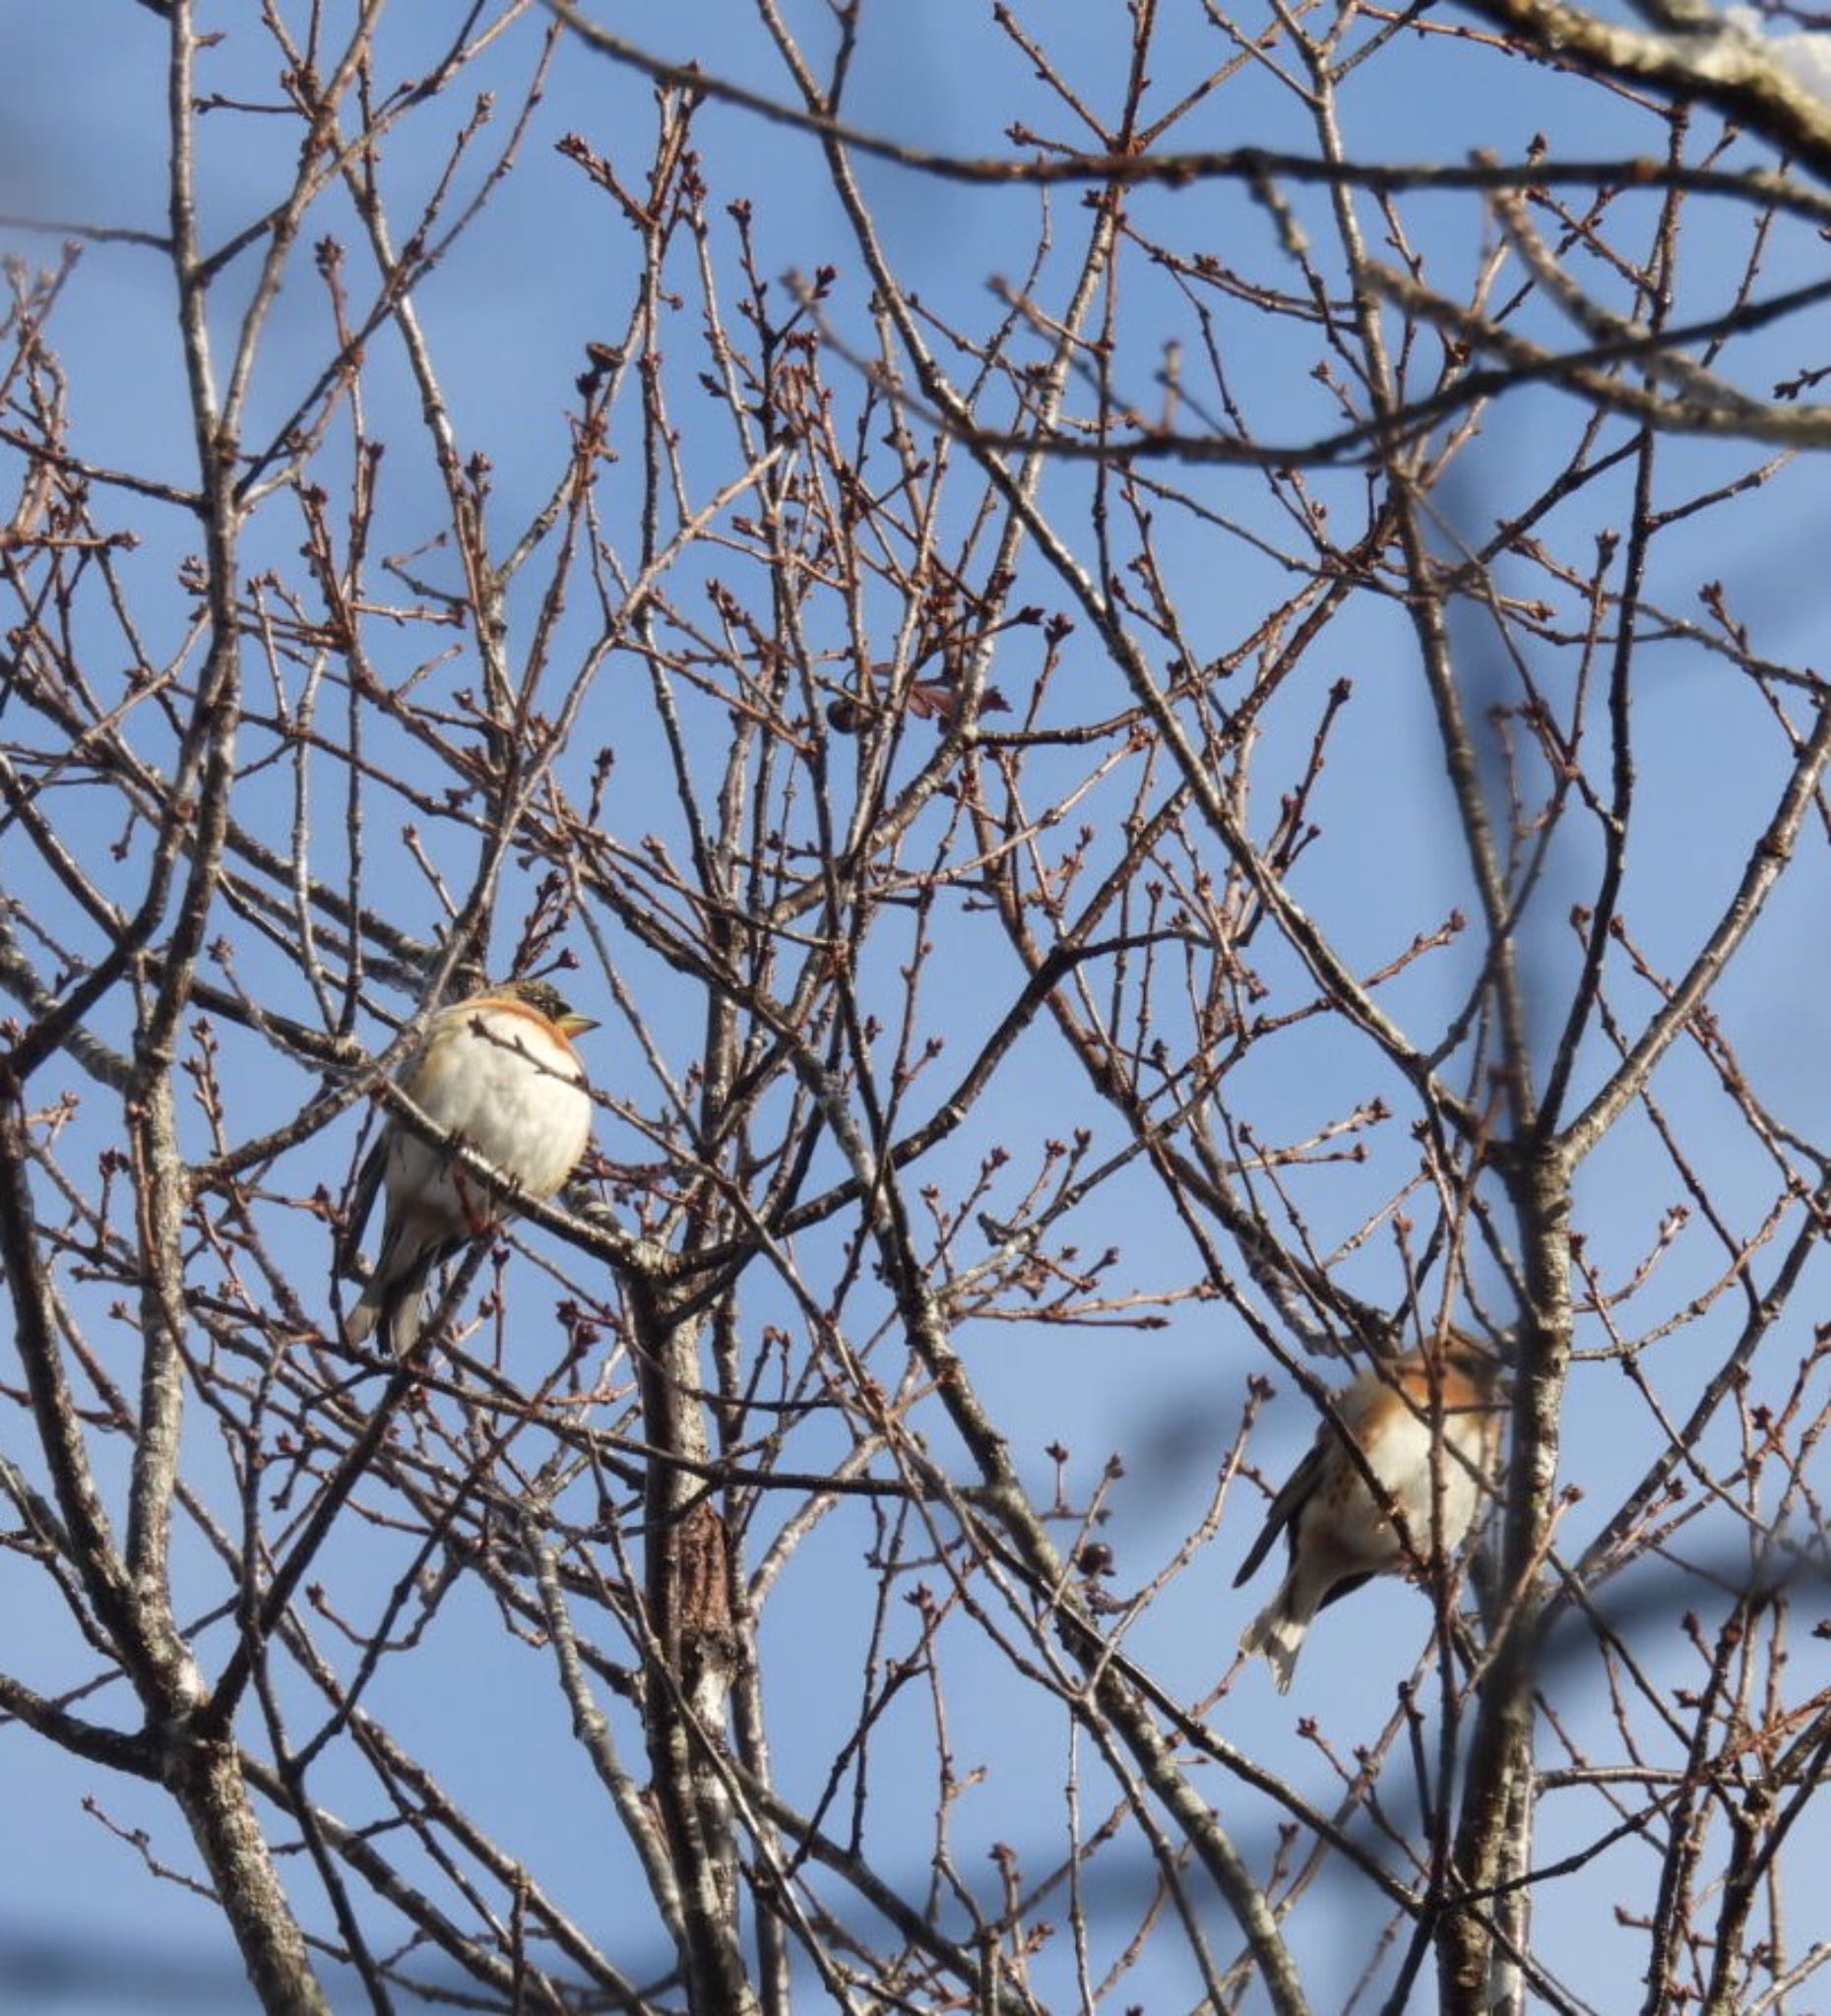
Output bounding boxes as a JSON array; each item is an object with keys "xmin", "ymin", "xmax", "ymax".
[
  {"xmin": 826, "ymin": 676, "xmax": 1009, "ymax": 736},
  {"xmin": 1234, "ymin": 1334, "xmax": 1503, "ymax": 1692},
  {"xmin": 343, "ymin": 977, "xmax": 597, "ymax": 1355}
]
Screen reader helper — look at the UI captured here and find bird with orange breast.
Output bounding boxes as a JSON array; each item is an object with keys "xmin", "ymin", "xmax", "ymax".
[
  {"xmin": 1234, "ymin": 1332, "xmax": 1504, "ymax": 1692},
  {"xmin": 343, "ymin": 977, "xmax": 597, "ymax": 1355}
]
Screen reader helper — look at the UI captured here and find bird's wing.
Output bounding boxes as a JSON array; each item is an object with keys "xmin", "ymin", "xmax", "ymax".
[
  {"xmin": 1315, "ymin": 1569, "xmax": 1375, "ymax": 1614},
  {"xmin": 1233, "ymin": 1434, "xmax": 1327, "ymax": 1588},
  {"xmin": 337, "ymin": 1133, "xmax": 389, "ymax": 1279}
]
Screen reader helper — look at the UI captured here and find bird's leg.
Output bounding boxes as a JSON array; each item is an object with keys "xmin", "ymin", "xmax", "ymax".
[{"xmin": 451, "ymin": 1162, "xmax": 499, "ymax": 1238}]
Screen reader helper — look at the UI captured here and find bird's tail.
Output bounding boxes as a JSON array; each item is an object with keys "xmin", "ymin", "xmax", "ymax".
[
  {"xmin": 345, "ymin": 1233, "xmax": 458, "ymax": 1356},
  {"xmin": 1239, "ymin": 1580, "xmax": 1310, "ymax": 1694}
]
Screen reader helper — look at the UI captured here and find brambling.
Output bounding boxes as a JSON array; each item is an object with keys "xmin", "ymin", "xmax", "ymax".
[
  {"xmin": 343, "ymin": 977, "xmax": 597, "ymax": 1355},
  {"xmin": 1234, "ymin": 1333, "xmax": 1503, "ymax": 1692}
]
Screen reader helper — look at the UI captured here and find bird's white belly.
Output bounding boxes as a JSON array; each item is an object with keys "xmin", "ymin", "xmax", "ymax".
[
  {"xmin": 386, "ymin": 1009, "xmax": 591, "ymax": 1216},
  {"xmin": 1335, "ymin": 1411, "xmax": 1484, "ymax": 1571}
]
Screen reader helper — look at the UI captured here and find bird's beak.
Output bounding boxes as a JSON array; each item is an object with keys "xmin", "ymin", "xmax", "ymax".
[{"xmin": 559, "ymin": 1012, "xmax": 600, "ymax": 1038}]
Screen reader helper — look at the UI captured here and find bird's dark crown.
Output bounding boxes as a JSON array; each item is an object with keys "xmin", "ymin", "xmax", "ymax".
[{"xmin": 488, "ymin": 976, "xmax": 597, "ymax": 1035}]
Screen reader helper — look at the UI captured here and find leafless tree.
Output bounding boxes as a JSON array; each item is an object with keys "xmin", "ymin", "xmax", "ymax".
[{"xmin": 3, "ymin": 2, "xmax": 1830, "ymax": 2011}]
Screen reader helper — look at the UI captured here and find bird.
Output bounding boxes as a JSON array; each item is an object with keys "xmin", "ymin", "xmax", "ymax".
[
  {"xmin": 1233, "ymin": 1334, "xmax": 1503, "ymax": 1693},
  {"xmin": 342, "ymin": 977, "xmax": 597, "ymax": 1355}
]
